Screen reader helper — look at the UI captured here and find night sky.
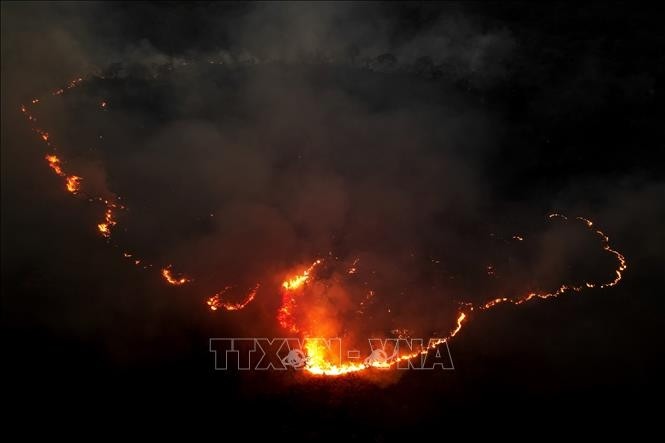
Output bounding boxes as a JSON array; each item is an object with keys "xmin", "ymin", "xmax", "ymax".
[{"xmin": 1, "ymin": 2, "xmax": 663, "ymax": 434}]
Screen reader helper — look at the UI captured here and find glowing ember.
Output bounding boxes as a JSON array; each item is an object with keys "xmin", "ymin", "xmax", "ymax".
[
  {"xmin": 161, "ymin": 267, "xmax": 190, "ymax": 286},
  {"xmin": 66, "ymin": 175, "xmax": 82, "ymax": 193},
  {"xmin": 45, "ymin": 154, "xmax": 63, "ymax": 175},
  {"xmin": 97, "ymin": 208, "xmax": 117, "ymax": 238},
  {"xmin": 282, "ymin": 259, "xmax": 322, "ymax": 290},
  {"xmin": 207, "ymin": 284, "xmax": 259, "ymax": 311},
  {"xmin": 347, "ymin": 258, "xmax": 359, "ymax": 274}
]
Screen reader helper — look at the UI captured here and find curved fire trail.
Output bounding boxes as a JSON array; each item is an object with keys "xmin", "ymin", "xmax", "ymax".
[
  {"xmin": 20, "ymin": 76, "xmax": 256, "ymax": 313},
  {"xmin": 20, "ymin": 74, "xmax": 628, "ymax": 377},
  {"xmin": 279, "ymin": 212, "xmax": 627, "ymax": 375}
]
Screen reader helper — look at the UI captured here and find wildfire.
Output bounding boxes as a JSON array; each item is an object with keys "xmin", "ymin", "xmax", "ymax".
[
  {"xmin": 45, "ymin": 154, "xmax": 63, "ymax": 175},
  {"xmin": 296, "ymin": 311, "xmax": 470, "ymax": 376},
  {"xmin": 282, "ymin": 259, "xmax": 322, "ymax": 290},
  {"xmin": 97, "ymin": 208, "xmax": 117, "ymax": 238},
  {"xmin": 207, "ymin": 284, "xmax": 260, "ymax": 311},
  {"xmin": 44, "ymin": 154, "xmax": 82, "ymax": 194},
  {"xmin": 66, "ymin": 175, "xmax": 82, "ymax": 193},
  {"xmin": 275, "ymin": 214, "xmax": 627, "ymax": 376},
  {"xmin": 161, "ymin": 267, "xmax": 190, "ymax": 286},
  {"xmin": 278, "ymin": 259, "xmax": 323, "ymax": 332},
  {"xmin": 22, "ymin": 80, "xmax": 258, "ymax": 315},
  {"xmin": 21, "ymin": 72, "xmax": 629, "ymax": 379},
  {"xmin": 479, "ymin": 215, "xmax": 627, "ymax": 309}
]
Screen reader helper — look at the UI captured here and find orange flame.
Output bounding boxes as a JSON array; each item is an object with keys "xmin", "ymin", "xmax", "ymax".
[
  {"xmin": 66, "ymin": 175, "xmax": 82, "ymax": 193},
  {"xmin": 207, "ymin": 284, "xmax": 260, "ymax": 311},
  {"xmin": 24, "ymin": 76, "xmax": 248, "ymax": 313},
  {"xmin": 45, "ymin": 154, "xmax": 63, "ymax": 176},
  {"xmin": 278, "ymin": 259, "xmax": 323, "ymax": 332},
  {"xmin": 97, "ymin": 208, "xmax": 117, "ymax": 238},
  {"xmin": 161, "ymin": 267, "xmax": 190, "ymax": 285}
]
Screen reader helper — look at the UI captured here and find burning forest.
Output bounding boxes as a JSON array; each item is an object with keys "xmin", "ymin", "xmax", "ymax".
[{"xmin": 2, "ymin": 2, "xmax": 663, "ymax": 433}]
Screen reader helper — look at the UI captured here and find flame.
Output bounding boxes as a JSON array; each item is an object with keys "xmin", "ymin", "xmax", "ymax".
[
  {"xmin": 282, "ymin": 259, "xmax": 322, "ymax": 290},
  {"xmin": 22, "ymin": 80, "xmax": 258, "ymax": 313},
  {"xmin": 45, "ymin": 154, "xmax": 63, "ymax": 175},
  {"xmin": 97, "ymin": 208, "xmax": 117, "ymax": 238},
  {"xmin": 276, "ymin": 214, "xmax": 627, "ymax": 376},
  {"xmin": 207, "ymin": 284, "xmax": 259, "ymax": 311},
  {"xmin": 276, "ymin": 259, "xmax": 470, "ymax": 376},
  {"xmin": 44, "ymin": 154, "xmax": 82, "ymax": 194},
  {"xmin": 298, "ymin": 311, "xmax": 469, "ymax": 376},
  {"xmin": 482, "ymin": 215, "xmax": 627, "ymax": 309},
  {"xmin": 66, "ymin": 175, "xmax": 82, "ymax": 193},
  {"xmin": 278, "ymin": 259, "xmax": 323, "ymax": 332},
  {"xmin": 161, "ymin": 267, "xmax": 190, "ymax": 286}
]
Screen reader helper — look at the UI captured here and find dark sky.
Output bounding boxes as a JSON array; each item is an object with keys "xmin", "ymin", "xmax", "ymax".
[{"xmin": 1, "ymin": 2, "xmax": 664, "ymax": 434}]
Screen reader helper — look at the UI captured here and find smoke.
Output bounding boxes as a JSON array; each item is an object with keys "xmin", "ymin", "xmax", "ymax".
[{"xmin": 2, "ymin": 2, "xmax": 663, "ymax": 371}]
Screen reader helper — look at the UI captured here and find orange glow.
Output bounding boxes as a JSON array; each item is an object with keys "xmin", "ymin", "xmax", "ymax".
[
  {"xmin": 486, "ymin": 215, "xmax": 627, "ymax": 308},
  {"xmin": 275, "ymin": 259, "xmax": 470, "ymax": 376},
  {"xmin": 207, "ymin": 284, "xmax": 259, "ymax": 311},
  {"xmin": 161, "ymin": 267, "xmax": 190, "ymax": 286},
  {"xmin": 278, "ymin": 259, "xmax": 323, "ymax": 332},
  {"xmin": 45, "ymin": 154, "xmax": 64, "ymax": 176},
  {"xmin": 44, "ymin": 155, "xmax": 82, "ymax": 193},
  {"xmin": 97, "ymin": 208, "xmax": 117, "ymax": 238},
  {"xmin": 66, "ymin": 175, "xmax": 82, "ymax": 193},
  {"xmin": 299, "ymin": 311, "xmax": 469, "ymax": 376},
  {"xmin": 282, "ymin": 259, "xmax": 322, "ymax": 290},
  {"xmin": 347, "ymin": 258, "xmax": 359, "ymax": 274}
]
